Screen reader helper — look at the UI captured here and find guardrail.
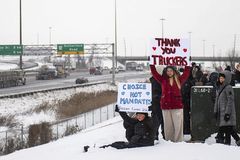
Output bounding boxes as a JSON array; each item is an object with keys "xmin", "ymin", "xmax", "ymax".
[
  {"xmin": 0, "ymin": 103, "xmax": 118, "ymax": 155},
  {"xmin": 0, "ymin": 81, "xmax": 107, "ymax": 99}
]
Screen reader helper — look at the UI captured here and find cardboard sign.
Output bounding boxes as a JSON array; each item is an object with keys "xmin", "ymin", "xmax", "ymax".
[
  {"xmin": 117, "ymin": 83, "xmax": 152, "ymax": 113},
  {"xmin": 149, "ymin": 38, "xmax": 190, "ymax": 66}
]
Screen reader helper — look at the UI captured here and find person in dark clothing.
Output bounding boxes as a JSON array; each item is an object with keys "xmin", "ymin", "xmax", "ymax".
[
  {"xmin": 181, "ymin": 77, "xmax": 194, "ymax": 134},
  {"xmin": 235, "ymin": 64, "xmax": 240, "ymax": 83},
  {"xmin": 225, "ymin": 65, "xmax": 235, "ymax": 86},
  {"xmin": 149, "ymin": 76, "xmax": 164, "ymax": 140},
  {"xmin": 100, "ymin": 106, "xmax": 155, "ymax": 149},
  {"xmin": 214, "ymin": 71, "xmax": 240, "ymax": 146},
  {"xmin": 193, "ymin": 70, "xmax": 208, "ymax": 86},
  {"xmin": 205, "ymin": 72, "xmax": 219, "ymax": 103}
]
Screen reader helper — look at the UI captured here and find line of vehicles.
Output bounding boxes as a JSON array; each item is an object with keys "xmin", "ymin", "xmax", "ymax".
[{"xmin": 0, "ymin": 61, "xmax": 145, "ymax": 89}]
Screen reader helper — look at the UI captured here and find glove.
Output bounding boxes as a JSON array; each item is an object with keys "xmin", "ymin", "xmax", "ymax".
[
  {"xmin": 148, "ymin": 105, "xmax": 153, "ymax": 111},
  {"xmin": 115, "ymin": 105, "xmax": 119, "ymax": 112},
  {"xmin": 224, "ymin": 114, "xmax": 230, "ymax": 122}
]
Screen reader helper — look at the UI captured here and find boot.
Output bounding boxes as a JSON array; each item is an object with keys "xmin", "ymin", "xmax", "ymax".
[
  {"xmin": 215, "ymin": 137, "xmax": 224, "ymax": 144},
  {"xmin": 236, "ymin": 140, "xmax": 240, "ymax": 146}
]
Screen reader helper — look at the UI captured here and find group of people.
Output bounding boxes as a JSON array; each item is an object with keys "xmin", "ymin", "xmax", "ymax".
[{"xmin": 84, "ymin": 63, "xmax": 240, "ymax": 152}]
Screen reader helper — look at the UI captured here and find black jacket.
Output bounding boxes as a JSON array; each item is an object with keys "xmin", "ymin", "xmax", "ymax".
[
  {"xmin": 119, "ymin": 112, "xmax": 154, "ymax": 146},
  {"xmin": 149, "ymin": 76, "xmax": 162, "ymax": 113}
]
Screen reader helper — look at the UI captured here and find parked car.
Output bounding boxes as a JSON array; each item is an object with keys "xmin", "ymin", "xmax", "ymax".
[{"xmin": 75, "ymin": 77, "xmax": 89, "ymax": 84}]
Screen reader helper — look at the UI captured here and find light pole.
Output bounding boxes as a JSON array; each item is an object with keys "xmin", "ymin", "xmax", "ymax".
[
  {"xmin": 160, "ymin": 18, "xmax": 165, "ymax": 38},
  {"xmin": 188, "ymin": 32, "xmax": 192, "ymax": 57},
  {"xmin": 114, "ymin": 0, "xmax": 118, "ymax": 69},
  {"xmin": 49, "ymin": 27, "xmax": 52, "ymax": 45},
  {"xmin": 19, "ymin": 0, "xmax": 23, "ymax": 70},
  {"xmin": 212, "ymin": 44, "xmax": 215, "ymax": 57},
  {"xmin": 202, "ymin": 40, "xmax": 206, "ymax": 57}
]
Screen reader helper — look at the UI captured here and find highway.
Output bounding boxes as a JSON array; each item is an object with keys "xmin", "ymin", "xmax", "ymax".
[{"xmin": 0, "ymin": 70, "xmax": 150, "ymax": 96}]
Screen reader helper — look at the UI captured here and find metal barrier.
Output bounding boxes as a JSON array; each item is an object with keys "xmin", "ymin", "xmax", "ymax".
[
  {"xmin": 191, "ymin": 86, "xmax": 240, "ymax": 141},
  {"xmin": 0, "ymin": 103, "xmax": 117, "ymax": 155}
]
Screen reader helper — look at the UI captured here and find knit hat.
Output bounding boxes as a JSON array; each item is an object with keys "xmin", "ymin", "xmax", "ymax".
[{"xmin": 219, "ymin": 73, "xmax": 225, "ymax": 78}]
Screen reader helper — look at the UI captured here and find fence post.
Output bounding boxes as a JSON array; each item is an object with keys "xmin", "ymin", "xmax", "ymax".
[
  {"xmin": 106, "ymin": 105, "xmax": 109, "ymax": 120},
  {"xmin": 57, "ymin": 123, "xmax": 59, "ymax": 139},
  {"xmin": 75, "ymin": 117, "xmax": 78, "ymax": 127},
  {"xmin": 21, "ymin": 125, "xmax": 24, "ymax": 148},
  {"xmin": 92, "ymin": 110, "xmax": 95, "ymax": 126},
  {"xmin": 113, "ymin": 104, "xmax": 116, "ymax": 117},
  {"xmin": 5, "ymin": 131, "xmax": 8, "ymax": 152},
  {"xmin": 66, "ymin": 120, "xmax": 69, "ymax": 134},
  {"xmin": 84, "ymin": 113, "xmax": 87, "ymax": 129},
  {"xmin": 100, "ymin": 108, "xmax": 102, "ymax": 123}
]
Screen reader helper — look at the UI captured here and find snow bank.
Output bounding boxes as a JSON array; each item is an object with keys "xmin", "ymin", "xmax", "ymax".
[{"xmin": 2, "ymin": 116, "xmax": 240, "ymax": 160}]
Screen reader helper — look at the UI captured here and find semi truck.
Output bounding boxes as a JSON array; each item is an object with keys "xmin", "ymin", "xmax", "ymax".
[{"xmin": 0, "ymin": 70, "xmax": 26, "ymax": 88}]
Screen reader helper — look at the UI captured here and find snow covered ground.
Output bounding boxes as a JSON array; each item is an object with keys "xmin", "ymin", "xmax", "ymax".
[
  {"xmin": 2, "ymin": 116, "xmax": 240, "ymax": 160},
  {"xmin": 0, "ymin": 83, "xmax": 117, "ymax": 130}
]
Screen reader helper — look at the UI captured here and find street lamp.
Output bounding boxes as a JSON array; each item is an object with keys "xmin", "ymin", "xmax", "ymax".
[
  {"xmin": 212, "ymin": 44, "xmax": 215, "ymax": 57},
  {"xmin": 49, "ymin": 27, "xmax": 52, "ymax": 45},
  {"xmin": 19, "ymin": 0, "xmax": 23, "ymax": 69},
  {"xmin": 188, "ymin": 32, "xmax": 192, "ymax": 56},
  {"xmin": 203, "ymin": 40, "xmax": 206, "ymax": 57},
  {"xmin": 160, "ymin": 18, "xmax": 165, "ymax": 38}
]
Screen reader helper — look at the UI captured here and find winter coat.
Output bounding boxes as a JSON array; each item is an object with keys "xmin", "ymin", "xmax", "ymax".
[
  {"xmin": 119, "ymin": 112, "xmax": 154, "ymax": 146},
  {"xmin": 214, "ymin": 71, "xmax": 236, "ymax": 127},
  {"xmin": 235, "ymin": 70, "xmax": 240, "ymax": 83},
  {"xmin": 150, "ymin": 65, "xmax": 191, "ymax": 110}
]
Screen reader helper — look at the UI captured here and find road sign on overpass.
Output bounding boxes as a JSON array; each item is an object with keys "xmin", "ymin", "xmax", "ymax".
[
  {"xmin": 0, "ymin": 45, "xmax": 23, "ymax": 55},
  {"xmin": 57, "ymin": 44, "xmax": 84, "ymax": 55}
]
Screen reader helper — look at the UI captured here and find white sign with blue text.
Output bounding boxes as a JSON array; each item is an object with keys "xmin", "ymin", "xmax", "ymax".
[{"xmin": 117, "ymin": 83, "xmax": 152, "ymax": 113}]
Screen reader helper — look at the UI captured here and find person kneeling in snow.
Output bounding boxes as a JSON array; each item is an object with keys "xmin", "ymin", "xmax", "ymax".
[{"xmin": 100, "ymin": 105, "xmax": 155, "ymax": 149}]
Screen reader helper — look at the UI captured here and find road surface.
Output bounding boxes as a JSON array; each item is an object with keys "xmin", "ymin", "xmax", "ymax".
[{"xmin": 0, "ymin": 70, "xmax": 150, "ymax": 95}]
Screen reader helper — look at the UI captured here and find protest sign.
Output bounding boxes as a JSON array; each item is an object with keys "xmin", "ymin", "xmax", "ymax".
[
  {"xmin": 117, "ymin": 83, "xmax": 152, "ymax": 113},
  {"xmin": 149, "ymin": 38, "xmax": 190, "ymax": 66}
]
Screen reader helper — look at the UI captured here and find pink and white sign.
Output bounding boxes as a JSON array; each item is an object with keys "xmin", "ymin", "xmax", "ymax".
[{"xmin": 149, "ymin": 38, "xmax": 190, "ymax": 66}]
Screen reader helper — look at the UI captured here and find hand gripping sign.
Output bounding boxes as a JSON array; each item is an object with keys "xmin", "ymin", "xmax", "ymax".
[
  {"xmin": 117, "ymin": 83, "xmax": 152, "ymax": 113},
  {"xmin": 149, "ymin": 38, "xmax": 190, "ymax": 66}
]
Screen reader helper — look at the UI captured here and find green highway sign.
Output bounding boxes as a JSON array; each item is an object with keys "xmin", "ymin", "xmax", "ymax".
[
  {"xmin": 57, "ymin": 44, "xmax": 84, "ymax": 55},
  {"xmin": 0, "ymin": 45, "xmax": 23, "ymax": 55}
]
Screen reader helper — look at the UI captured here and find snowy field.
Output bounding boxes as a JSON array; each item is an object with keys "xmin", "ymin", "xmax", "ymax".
[
  {"xmin": 2, "ymin": 116, "xmax": 240, "ymax": 160},
  {"xmin": 0, "ymin": 83, "xmax": 117, "ymax": 130}
]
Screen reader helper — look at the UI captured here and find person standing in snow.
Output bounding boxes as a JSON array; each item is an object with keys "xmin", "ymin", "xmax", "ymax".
[
  {"xmin": 214, "ymin": 71, "xmax": 240, "ymax": 146},
  {"xmin": 150, "ymin": 65, "xmax": 190, "ymax": 142},
  {"xmin": 149, "ymin": 76, "xmax": 164, "ymax": 140}
]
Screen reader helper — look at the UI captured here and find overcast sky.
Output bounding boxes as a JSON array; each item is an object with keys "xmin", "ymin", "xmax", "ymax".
[{"xmin": 0, "ymin": 0, "xmax": 240, "ymax": 57}]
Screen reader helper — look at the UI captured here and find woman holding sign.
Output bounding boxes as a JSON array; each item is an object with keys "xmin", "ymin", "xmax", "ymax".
[{"xmin": 150, "ymin": 65, "xmax": 190, "ymax": 142}]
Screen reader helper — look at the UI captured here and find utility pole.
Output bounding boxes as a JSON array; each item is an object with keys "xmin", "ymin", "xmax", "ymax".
[
  {"xmin": 212, "ymin": 44, "xmax": 215, "ymax": 57},
  {"xmin": 233, "ymin": 34, "xmax": 237, "ymax": 56},
  {"xmin": 19, "ymin": 0, "xmax": 23, "ymax": 70},
  {"xmin": 160, "ymin": 18, "xmax": 165, "ymax": 38},
  {"xmin": 203, "ymin": 40, "xmax": 206, "ymax": 57},
  {"xmin": 114, "ymin": 0, "xmax": 118, "ymax": 69},
  {"xmin": 188, "ymin": 32, "xmax": 192, "ymax": 57},
  {"xmin": 49, "ymin": 27, "xmax": 52, "ymax": 45},
  {"xmin": 124, "ymin": 38, "xmax": 127, "ymax": 57}
]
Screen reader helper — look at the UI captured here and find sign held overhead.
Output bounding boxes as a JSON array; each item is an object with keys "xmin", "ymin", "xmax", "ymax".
[{"xmin": 149, "ymin": 38, "xmax": 190, "ymax": 66}]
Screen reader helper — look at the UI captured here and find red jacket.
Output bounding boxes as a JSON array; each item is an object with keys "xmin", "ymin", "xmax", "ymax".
[{"xmin": 150, "ymin": 65, "xmax": 190, "ymax": 110}]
